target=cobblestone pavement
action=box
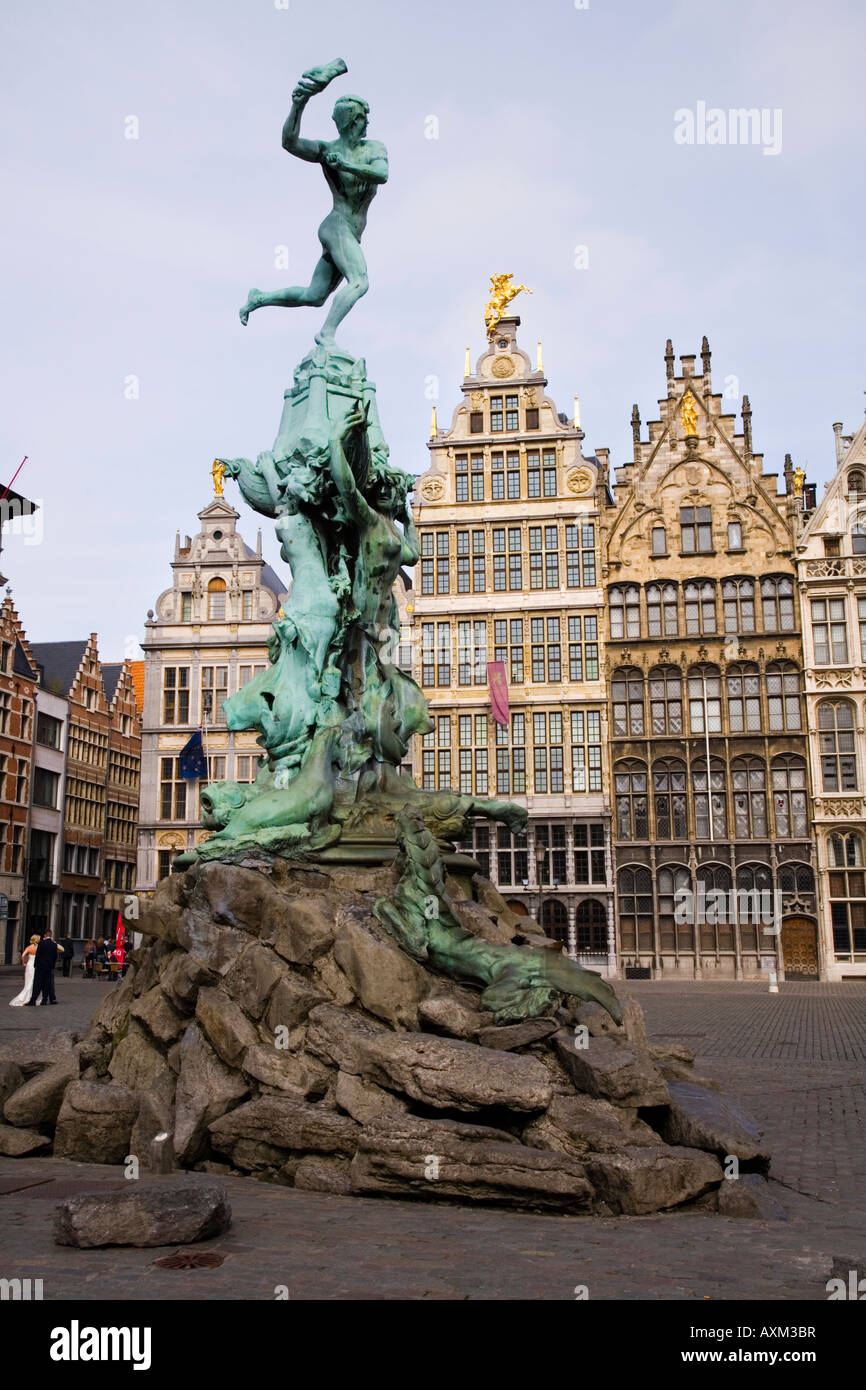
[0,981,864,1300]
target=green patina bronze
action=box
[177,59,621,1024]
[375,815,622,1026]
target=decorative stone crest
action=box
[565,466,594,495]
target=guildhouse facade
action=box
[796,413,866,979]
[137,491,287,888]
[604,339,816,980]
[410,315,615,970]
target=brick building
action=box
[0,597,37,962]
[30,638,141,944]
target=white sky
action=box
[2,0,864,658]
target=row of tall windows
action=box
[618,861,813,954]
[162,663,267,726]
[177,582,256,623]
[421,524,596,594]
[455,449,555,501]
[420,709,603,796]
[468,394,541,435]
[649,509,743,557]
[810,596,866,665]
[420,618,601,688]
[614,754,809,841]
[609,577,796,640]
[610,663,802,737]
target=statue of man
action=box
[239,60,388,346]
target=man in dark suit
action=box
[58,934,74,978]
[29,930,60,1005]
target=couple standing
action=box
[9,929,63,1007]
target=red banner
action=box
[487,660,510,727]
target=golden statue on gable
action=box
[484,273,531,341]
[211,459,226,497]
[680,393,698,437]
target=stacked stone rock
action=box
[0,859,779,1217]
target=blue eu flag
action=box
[179,730,207,781]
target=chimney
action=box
[833,421,844,467]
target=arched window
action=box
[609,586,641,640]
[818,701,857,791]
[684,580,717,635]
[848,470,865,496]
[771,755,808,838]
[732,757,767,838]
[778,863,815,914]
[541,898,568,945]
[697,862,734,950]
[207,577,227,621]
[723,578,756,633]
[761,576,795,632]
[617,865,653,953]
[611,667,645,737]
[827,845,866,959]
[646,583,679,637]
[648,666,683,735]
[828,831,863,867]
[576,899,607,953]
[727,663,762,733]
[766,662,801,731]
[852,517,866,555]
[692,757,727,838]
[736,862,773,952]
[687,665,722,733]
[653,759,687,839]
[614,760,648,841]
[658,864,692,951]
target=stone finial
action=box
[833,421,845,467]
[742,395,752,459]
[631,404,641,446]
[783,452,794,494]
[701,335,711,375]
[664,339,675,385]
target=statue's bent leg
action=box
[239,255,341,325]
[315,220,368,344]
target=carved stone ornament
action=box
[521,386,538,406]
[470,391,484,408]
[491,356,516,379]
[419,474,446,502]
[565,466,594,495]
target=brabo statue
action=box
[179,60,621,1025]
[239,58,386,346]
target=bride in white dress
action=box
[9,935,41,1007]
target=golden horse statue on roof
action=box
[484,273,531,341]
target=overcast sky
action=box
[2,0,864,660]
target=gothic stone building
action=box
[410,315,614,970]
[137,493,286,887]
[796,412,866,979]
[605,339,816,981]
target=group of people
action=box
[8,930,129,1006]
[81,937,126,980]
